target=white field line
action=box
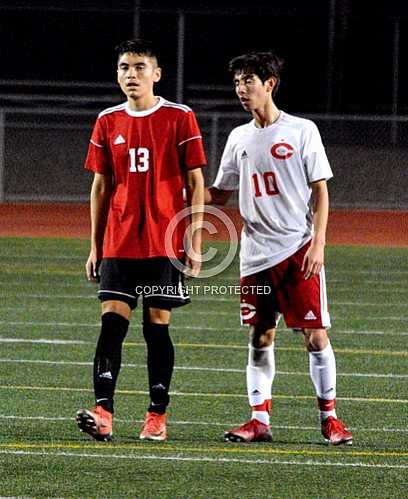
[1,337,408,359]
[0,338,90,345]
[0,254,408,274]
[2,252,408,272]
[0,254,84,260]
[2,255,408,274]
[1,279,408,290]
[1,449,407,469]
[3,269,408,280]
[0,281,84,287]
[1,358,408,380]
[2,322,408,337]
[333,330,408,336]
[1,292,408,307]
[1,335,408,356]
[1,414,407,434]
[330,270,408,276]
[1,384,407,404]
[1,309,408,321]
[0,321,101,327]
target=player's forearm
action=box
[90,175,111,254]
[186,169,205,253]
[311,181,329,247]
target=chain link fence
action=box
[1,108,407,208]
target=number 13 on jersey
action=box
[129,147,150,172]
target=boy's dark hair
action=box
[228,51,284,95]
[115,39,158,63]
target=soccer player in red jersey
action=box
[205,51,352,445]
[76,39,206,442]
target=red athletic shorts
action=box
[240,242,331,330]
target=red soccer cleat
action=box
[76,405,113,442]
[321,416,353,446]
[224,418,272,443]
[139,411,167,441]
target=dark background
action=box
[1,0,407,208]
[2,0,407,114]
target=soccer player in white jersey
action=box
[205,51,352,445]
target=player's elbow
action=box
[207,187,232,205]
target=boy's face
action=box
[233,72,275,111]
[117,52,161,101]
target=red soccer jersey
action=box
[84,97,207,259]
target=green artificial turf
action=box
[0,238,407,498]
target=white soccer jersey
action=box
[213,111,333,276]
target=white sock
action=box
[319,408,337,421]
[251,410,270,425]
[309,342,337,421]
[246,343,275,425]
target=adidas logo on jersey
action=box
[304,310,317,320]
[114,134,126,145]
[99,371,113,380]
[241,150,248,159]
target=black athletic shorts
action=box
[98,257,190,310]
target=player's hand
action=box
[184,255,202,278]
[301,243,324,279]
[86,251,101,282]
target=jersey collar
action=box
[125,96,164,117]
[251,110,284,130]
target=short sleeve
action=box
[212,132,239,190]
[84,118,111,174]
[303,122,333,183]
[177,111,207,169]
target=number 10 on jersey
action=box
[252,171,280,197]
[129,147,150,172]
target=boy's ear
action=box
[265,76,277,94]
[153,67,162,83]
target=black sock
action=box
[93,312,129,414]
[142,321,174,415]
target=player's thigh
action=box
[278,245,331,330]
[98,258,140,311]
[142,257,190,312]
[240,271,280,331]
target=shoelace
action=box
[145,414,164,431]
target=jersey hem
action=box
[239,237,312,277]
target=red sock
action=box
[252,399,272,414]
[317,397,337,422]
[251,399,272,425]
[317,397,336,411]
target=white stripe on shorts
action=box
[319,266,331,328]
[98,289,136,299]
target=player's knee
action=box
[303,328,329,352]
[250,323,276,348]
[101,300,131,320]
[143,306,171,325]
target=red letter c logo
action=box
[271,142,294,160]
